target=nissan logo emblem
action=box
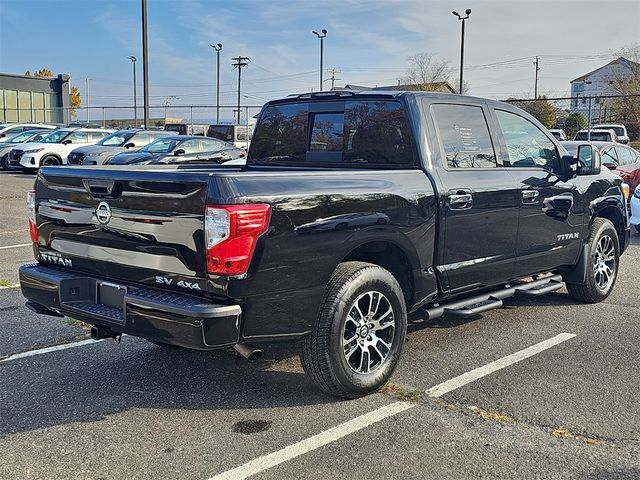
[95,201,112,225]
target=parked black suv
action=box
[20,91,630,398]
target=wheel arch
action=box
[341,239,418,310]
[591,204,626,251]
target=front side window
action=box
[495,109,559,168]
[200,138,224,151]
[142,138,180,153]
[177,139,201,154]
[615,146,637,165]
[67,131,89,143]
[99,132,134,146]
[601,147,618,165]
[41,130,71,143]
[431,103,497,168]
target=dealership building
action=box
[0,72,72,125]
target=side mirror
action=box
[124,142,135,149]
[62,139,72,145]
[0,133,5,138]
[603,162,617,170]
[174,149,185,156]
[576,144,601,176]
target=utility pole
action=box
[452,10,471,94]
[85,78,90,122]
[326,68,341,90]
[534,56,540,99]
[141,0,150,128]
[128,56,137,127]
[312,29,327,91]
[232,56,249,125]
[210,43,222,123]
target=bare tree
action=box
[399,53,457,91]
[608,44,640,140]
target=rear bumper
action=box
[19,263,241,350]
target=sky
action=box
[0,0,639,121]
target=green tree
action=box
[564,112,587,138]
[511,96,557,128]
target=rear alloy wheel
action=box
[300,261,407,398]
[566,218,619,303]
[41,156,61,166]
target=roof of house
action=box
[570,57,639,83]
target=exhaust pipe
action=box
[90,325,118,340]
[234,343,262,362]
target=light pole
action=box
[85,78,91,122]
[128,56,137,127]
[141,0,150,128]
[452,9,471,94]
[585,80,593,141]
[312,29,327,91]
[210,43,223,124]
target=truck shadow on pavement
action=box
[0,340,335,438]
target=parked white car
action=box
[9,128,112,169]
[573,129,618,143]
[630,188,640,233]
[0,123,57,139]
[592,123,630,145]
[0,129,56,169]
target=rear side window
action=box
[431,104,497,168]
[249,100,418,167]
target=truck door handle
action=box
[448,193,473,209]
[521,189,539,204]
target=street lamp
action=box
[127,56,137,127]
[210,43,222,123]
[452,9,471,94]
[312,29,327,91]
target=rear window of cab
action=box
[249,100,419,168]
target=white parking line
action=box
[0,283,20,290]
[0,339,104,363]
[209,332,577,480]
[0,243,31,250]
[426,332,577,398]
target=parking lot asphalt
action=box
[0,169,639,479]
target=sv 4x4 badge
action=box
[155,276,201,291]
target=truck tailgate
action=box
[34,166,214,294]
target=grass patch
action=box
[63,318,90,329]
[551,426,600,445]
[380,383,424,402]
[0,279,14,287]
[468,406,513,423]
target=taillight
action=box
[27,190,38,243]
[206,204,271,276]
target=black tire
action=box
[0,153,9,170]
[41,156,61,166]
[300,261,407,399]
[566,218,619,303]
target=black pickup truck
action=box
[20,91,630,398]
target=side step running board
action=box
[425,274,563,320]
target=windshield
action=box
[98,131,135,147]
[208,125,235,142]
[40,130,71,143]
[141,137,180,153]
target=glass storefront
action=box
[0,89,60,123]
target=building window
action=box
[18,91,32,122]
[4,90,18,122]
[0,90,4,123]
[32,92,45,122]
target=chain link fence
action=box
[503,94,640,141]
[0,104,264,130]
